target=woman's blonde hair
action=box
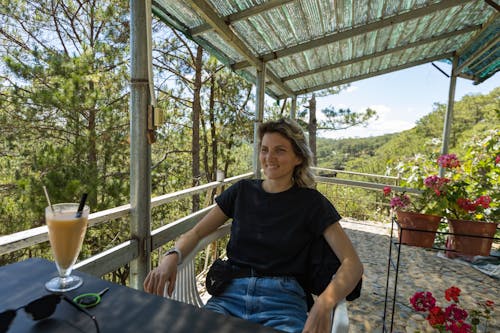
[258,118,315,188]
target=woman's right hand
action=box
[143,253,179,296]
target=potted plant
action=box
[382,186,442,248]
[391,131,499,255]
[430,153,498,257]
[396,131,499,256]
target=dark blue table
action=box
[0,258,283,333]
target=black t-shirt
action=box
[215,179,341,279]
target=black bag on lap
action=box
[303,234,362,309]
[205,258,233,296]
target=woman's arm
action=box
[302,222,363,333]
[143,205,229,296]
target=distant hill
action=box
[316,133,397,170]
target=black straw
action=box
[76,193,88,218]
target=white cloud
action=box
[320,104,415,139]
[345,85,358,93]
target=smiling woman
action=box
[144,118,363,333]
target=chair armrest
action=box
[164,223,231,307]
[331,298,349,333]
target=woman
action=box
[144,118,363,333]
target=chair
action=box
[165,224,349,332]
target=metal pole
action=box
[129,0,151,289]
[290,95,297,119]
[253,62,266,178]
[439,55,458,177]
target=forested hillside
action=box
[317,87,499,176]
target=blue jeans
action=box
[204,277,308,333]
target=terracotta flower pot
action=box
[447,219,498,257]
[396,211,442,248]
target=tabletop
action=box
[0,258,283,333]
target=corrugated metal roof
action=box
[152,0,499,99]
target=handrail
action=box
[0,172,252,256]
[1,168,420,278]
[316,176,422,194]
[313,167,401,180]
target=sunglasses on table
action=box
[0,293,100,333]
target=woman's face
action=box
[259,132,302,182]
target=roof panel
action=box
[153,0,499,98]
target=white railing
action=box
[0,169,419,277]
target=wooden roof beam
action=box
[190,0,295,36]
[233,0,476,71]
[185,0,294,96]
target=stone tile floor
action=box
[341,218,499,333]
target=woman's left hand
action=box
[301,295,332,333]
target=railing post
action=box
[439,54,458,177]
[129,0,152,289]
[290,95,297,119]
[253,62,265,178]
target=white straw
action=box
[43,186,55,213]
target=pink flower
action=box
[495,155,500,165]
[410,291,436,312]
[424,175,450,194]
[445,304,468,322]
[438,154,461,168]
[390,194,411,209]
[445,320,472,333]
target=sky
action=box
[311,62,499,139]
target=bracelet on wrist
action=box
[164,247,183,265]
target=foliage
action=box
[0,0,131,237]
[410,286,495,333]
[395,132,499,222]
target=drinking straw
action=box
[76,193,88,218]
[43,186,55,213]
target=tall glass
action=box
[45,203,90,292]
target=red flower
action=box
[495,155,500,165]
[383,186,391,196]
[411,286,495,332]
[474,195,491,209]
[445,286,461,302]
[457,198,478,213]
[427,306,446,326]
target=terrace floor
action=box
[341,218,499,333]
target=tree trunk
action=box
[209,76,217,182]
[191,46,203,212]
[308,94,317,166]
[87,81,98,208]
